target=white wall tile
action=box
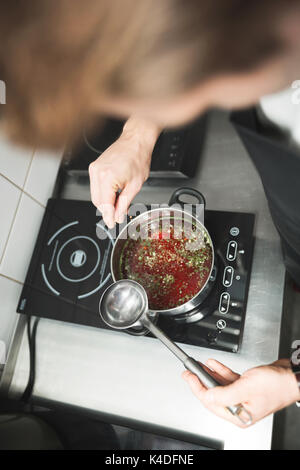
[0,132,34,188]
[0,193,44,283]
[0,175,21,261]
[24,149,62,206]
[0,275,22,356]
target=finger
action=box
[182,370,207,400]
[182,370,251,427]
[205,359,240,383]
[204,377,249,407]
[115,180,143,223]
[89,169,118,228]
[99,202,115,230]
[182,363,228,392]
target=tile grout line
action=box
[0,145,35,193]
[0,273,23,286]
[22,147,35,190]
[0,147,36,194]
[0,149,62,209]
[0,148,45,267]
[0,171,24,192]
[0,150,34,265]
[22,190,46,209]
[20,149,47,207]
[0,190,45,266]
[0,182,23,266]
[0,147,61,272]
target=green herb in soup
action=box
[119,221,212,310]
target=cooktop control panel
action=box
[155,211,255,352]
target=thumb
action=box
[205,377,249,407]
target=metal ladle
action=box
[99,279,252,426]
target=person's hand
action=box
[89,116,160,228]
[182,358,300,427]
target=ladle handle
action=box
[184,357,252,426]
[142,317,187,363]
[184,357,221,388]
[144,318,252,426]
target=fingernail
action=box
[99,204,115,228]
[205,359,215,369]
[116,213,125,224]
[103,216,114,229]
[107,221,115,229]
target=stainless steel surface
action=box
[100,280,147,329]
[0,111,285,449]
[111,204,215,316]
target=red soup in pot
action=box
[119,218,213,310]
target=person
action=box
[1,0,300,427]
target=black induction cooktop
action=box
[63,115,207,179]
[18,198,255,353]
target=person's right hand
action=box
[182,358,300,427]
[89,117,160,228]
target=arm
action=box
[89,116,161,228]
[182,358,300,427]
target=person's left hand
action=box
[182,358,300,427]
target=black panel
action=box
[63,115,207,179]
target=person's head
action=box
[1,0,300,148]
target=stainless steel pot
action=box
[111,187,216,318]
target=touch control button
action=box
[219,292,230,314]
[223,266,234,287]
[227,240,237,261]
[216,319,227,330]
[230,227,240,237]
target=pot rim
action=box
[111,207,215,314]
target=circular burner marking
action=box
[56,236,100,283]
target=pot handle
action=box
[169,187,206,209]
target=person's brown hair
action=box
[0,0,298,149]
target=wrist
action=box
[290,360,300,401]
[273,359,300,403]
[122,116,161,155]
[289,368,300,402]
